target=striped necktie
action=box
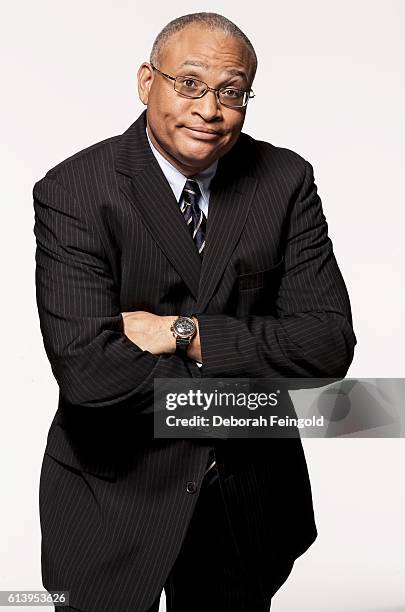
[180,178,206,256]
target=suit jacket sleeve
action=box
[197,161,357,378]
[33,175,197,408]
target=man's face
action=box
[138,25,253,176]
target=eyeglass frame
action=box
[149,62,255,109]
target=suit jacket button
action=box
[186,481,197,494]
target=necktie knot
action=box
[183,179,201,213]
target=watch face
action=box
[175,317,196,338]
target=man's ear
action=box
[137,62,154,105]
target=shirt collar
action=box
[145,126,218,205]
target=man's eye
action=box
[182,78,198,88]
[222,89,242,98]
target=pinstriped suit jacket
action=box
[33,108,356,611]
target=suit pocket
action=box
[237,256,284,291]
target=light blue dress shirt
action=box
[145,126,218,218]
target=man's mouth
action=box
[184,126,222,140]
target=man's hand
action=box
[121,311,202,362]
[121,311,176,355]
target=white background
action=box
[1,1,404,610]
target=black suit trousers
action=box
[147,444,296,612]
[146,461,276,612]
[55,452,295,612]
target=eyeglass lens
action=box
[175,77,248,107]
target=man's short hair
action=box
[150,12,258,87]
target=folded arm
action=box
[197,161,357,379]
[33,175,198,409]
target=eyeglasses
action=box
[150,62,255,109]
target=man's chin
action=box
[176,145,221,168]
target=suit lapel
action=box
[115,110,257,310]
[197,163,257,312]
[116,110,201,299]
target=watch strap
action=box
[175,336,191,355]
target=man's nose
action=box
[193,89,222,120]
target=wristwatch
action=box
[170,315,197,355]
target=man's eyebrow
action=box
[178,60,247,81]
[178,60,209,70]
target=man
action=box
[33,12,356,612]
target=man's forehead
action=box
[176,59,247,80]
[161,26,251,74]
